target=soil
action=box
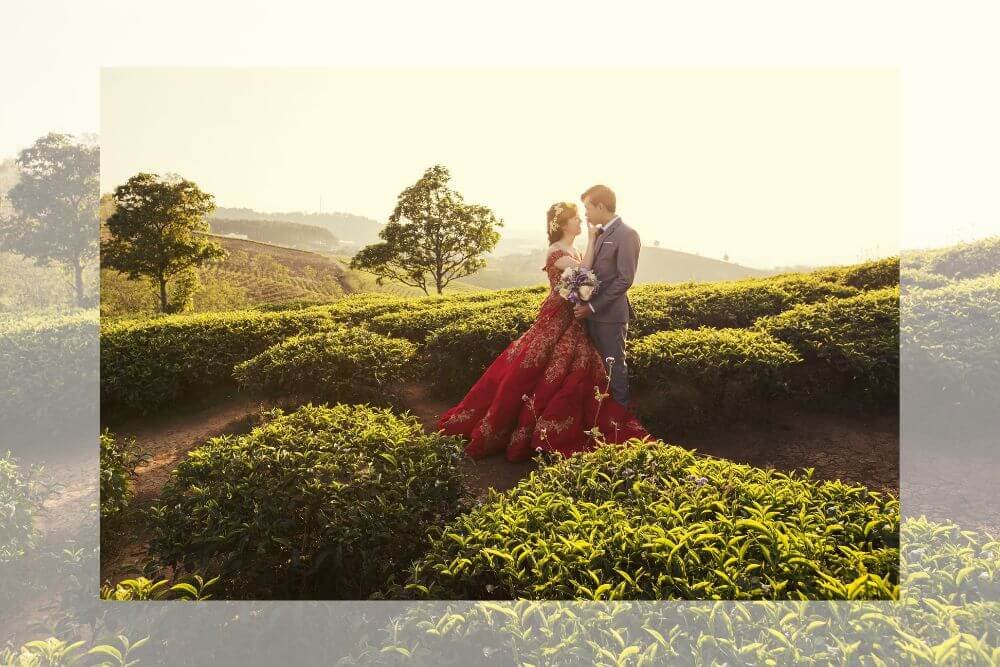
[89,384,907,587]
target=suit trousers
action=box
[585,318,630,405]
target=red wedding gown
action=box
[437,247,651,462]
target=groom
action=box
[573,184,641,408]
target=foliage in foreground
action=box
[147,403,470,599]
[0,635,148,667]
[100,574,219,601]
[401,439,898,601]
[344,517,996,666]
[0,451,42,566]
[99,430,146,523]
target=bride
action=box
[437,201,650,462]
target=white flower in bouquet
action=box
[555,266,600,305]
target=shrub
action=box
[630,276,858,337]
[906,236,1000,280]
[0,636,148,667]
[0,310,98,439]
[756,288,899,402]
[321,292,410,324]
[101,307,338,415]
[100,574,219,600]
[345,518,997,666]
[147,403,470,599]
[366,293,544,342]
[99,430,147,522]
[900,267,951,290]
[900,274,1000,413]
[629,328,801,428]
[631,327,801,391]
[233,326,418,406]
[422,306,538,396]
[401,439,897,600]
[812,257,900,290]
[0,451,42,565]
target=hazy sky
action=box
[100,69,897,268]
[7,2,1000,260]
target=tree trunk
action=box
[159,277,168,312]
[73,258,85,308]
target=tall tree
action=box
[101,173,225,313]
[350,165,502,295]
[0,133,100,307]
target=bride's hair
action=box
[546,202,578,243]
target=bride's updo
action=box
[546,201,578,243]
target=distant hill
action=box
[207,218,337,252]
[211,206,383,249]
[462,245,774,290]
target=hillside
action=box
[207,218,338,252]
[464,244,774,289]
[100,233,480,318]
[211,206,383,249]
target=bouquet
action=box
[556,266,600,304]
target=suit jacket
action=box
[587,217,640,323]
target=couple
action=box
[437,184,651,462]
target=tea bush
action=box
[756,287,899,402]
[906,236,1000,280]
[0,636,149,667]
[320,292,410,324]
[344,519,995,666]
[101,307,338,414]
[629,327,801,424]
[99,430,146,522]
[0,451,41,565]
[900,267,951,290]
[630,276,858,337]
[812,256,900,291]
[401,439,898,601]
[100,573,219,600]
[0,310,98,437]
[147,403,470,599]
[900,274,1000,413]
[423,306,539,395]
[366,293,545,342]
[233,326,418,406]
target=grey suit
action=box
[584,216,641,405]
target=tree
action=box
[723,252,730,262]
[0,133,100,307]
[101,173,225,313]
[653,240,660,247]
[350,165,502,295]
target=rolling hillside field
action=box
[100,233,485,318]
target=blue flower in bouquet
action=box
[556,266,600,304]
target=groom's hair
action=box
[581,184,616,213]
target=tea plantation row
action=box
[94,259,900,423]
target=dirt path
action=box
[99,396,287,583]
[400,383,537,498]
[97,386,904,586]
